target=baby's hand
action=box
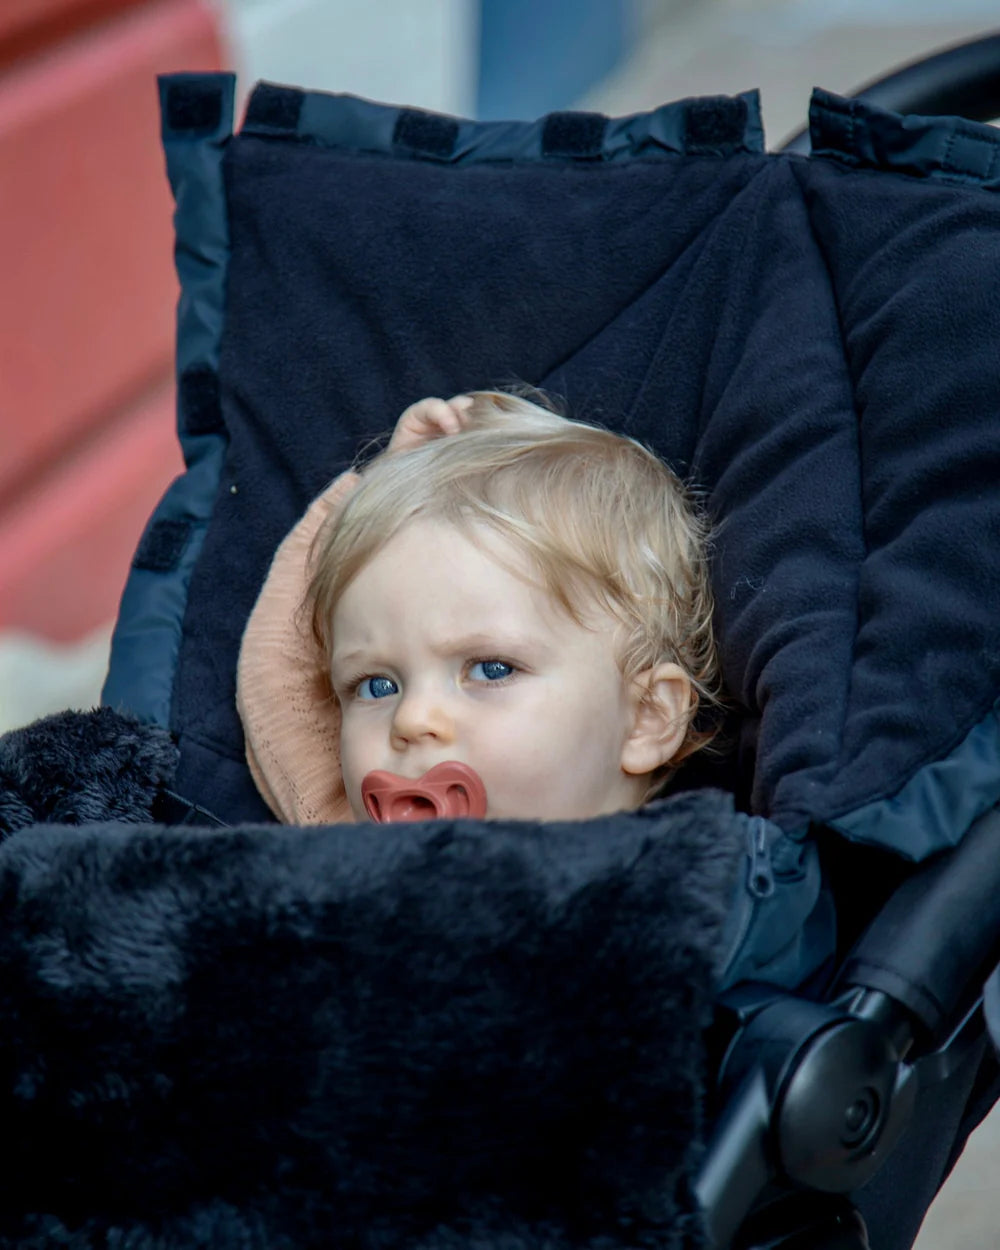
[387,395,474,454]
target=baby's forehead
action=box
[331,517,616,648]
[336,518,545,616]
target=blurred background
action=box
[1,3,999,1243]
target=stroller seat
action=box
[0,72,999,1248]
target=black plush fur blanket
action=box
[0,710,742,1248]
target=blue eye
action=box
[357,675,399,700]
[470,659,513,682]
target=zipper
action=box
[719,817,828,992]
[747,815,776,900]
[718,814,779,984]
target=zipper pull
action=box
[747,816,776,900]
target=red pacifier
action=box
[361,761,487,823]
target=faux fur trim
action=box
[0,707,178,838]
[0,789,741,1248]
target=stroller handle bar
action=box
[841,803,1000,1038]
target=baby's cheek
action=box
[479,745,554,819]
[337,722,365,804]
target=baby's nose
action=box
[390,689,455,745]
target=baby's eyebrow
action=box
[331,634,542,667]
[434,632,541,655]
[329,645,389,675]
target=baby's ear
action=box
[620,663,693,777]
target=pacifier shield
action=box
[361,761,487,823]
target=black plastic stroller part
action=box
[696,801,1000,1248]
[151,786,229,828]
[841,803,1000,1040]
[736,1194,871,1250]
[781,31,1000,152]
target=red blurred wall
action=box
[0,0,223,641]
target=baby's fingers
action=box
[389,395,473,451]
[446,394,474,422]
[418,395,473,434]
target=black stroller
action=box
[1,38,1000,1250]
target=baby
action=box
[238,389,718,824]
[296,390,720,823]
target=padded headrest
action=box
[106,78,1000,859]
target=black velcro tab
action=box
[133,519,193,574]
[165,80,223,134]
[808,92,856,161]
[393,109,459,159]
[542,112,606,159]
[684,97,748,154]
[943,127,1000,180]
[245,83,304,133]
[180,365,224,437]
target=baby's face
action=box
[328,518,650,822]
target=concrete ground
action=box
[2,2,999,1245]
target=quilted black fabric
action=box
[147,85,1000,853]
